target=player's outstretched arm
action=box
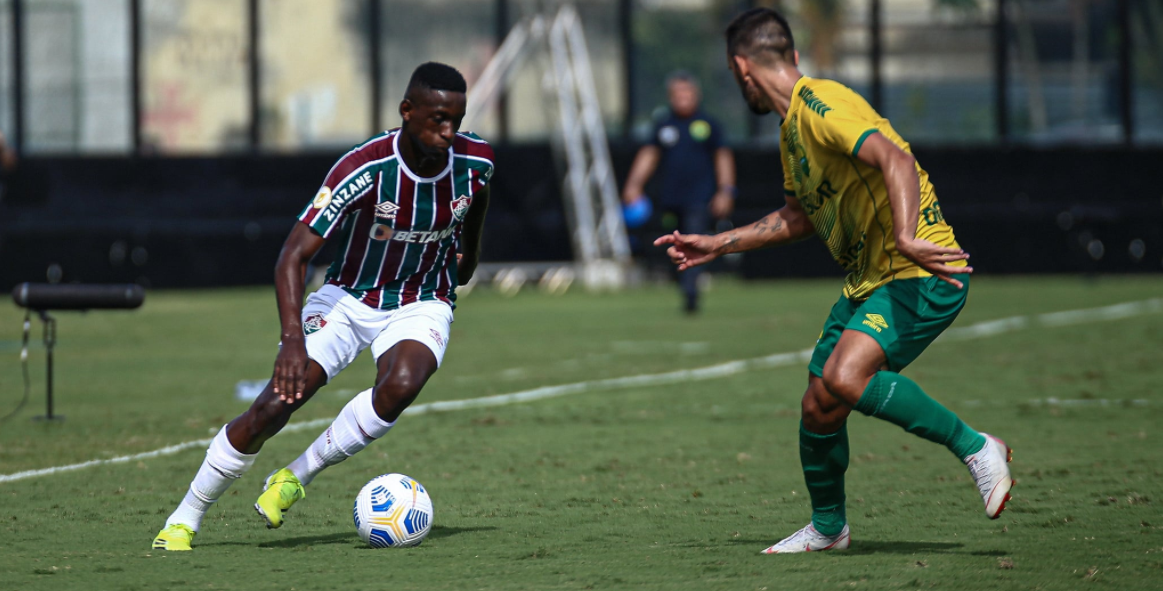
[457,184,490,286]
[855,133,973,288]
[653,198,814,271]
[272,222,326,404]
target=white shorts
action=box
[296,284,453,381]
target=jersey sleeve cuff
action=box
[851,129,879,157]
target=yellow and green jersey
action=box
[780,76,961,301]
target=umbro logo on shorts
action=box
[862,313,888,333]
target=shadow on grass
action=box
[202,525,498,549]
[426,525,497,540]
[257,532,354,548]
[726,539,965,555]
[842,541,965,555]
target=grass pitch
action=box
[0,276,1161,590]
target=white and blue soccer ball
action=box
[353,473,433,548]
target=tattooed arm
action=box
[653,196,814,271]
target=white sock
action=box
[165,425,257,532]
[287,388,394,485]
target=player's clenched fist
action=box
[654,230,720,272]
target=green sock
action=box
[799,421,849,537]
[854,371,986,459]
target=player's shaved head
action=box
[399,62,467,161]
[405,62,467,100]
[725,7,795,66]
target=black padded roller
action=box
[12,283,145,311]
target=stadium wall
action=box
[1,145,1160,289]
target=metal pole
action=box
[370,0,382,135]
[1117,0,1133,145]
[12,0,25,152]
[248,0,260,151]
[130,0,142,154]
[619,0,633,140]
[870,0,883,112]
[995,0,1009,142]
[35,312,62,421]
[494,0,510,142]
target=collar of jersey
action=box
[781,76,811,129]
[393,131,454,183]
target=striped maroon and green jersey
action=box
[297,129,494,310]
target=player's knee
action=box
[801,393,827,428]
[820,362,867,406]
[373,371,424,412]
[801,382,839,432]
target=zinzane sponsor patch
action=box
[303,313,328,335]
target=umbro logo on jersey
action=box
[862,313,889,333]
[375,201,400,220]
[451,195,472,222]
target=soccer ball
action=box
[353,473,434,548]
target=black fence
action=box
[1,144,1160,290]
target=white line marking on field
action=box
[1,297,1159,485]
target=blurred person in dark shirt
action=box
[623,71,736,314]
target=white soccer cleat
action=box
[760,523,850,554]
[964,433,1014,519]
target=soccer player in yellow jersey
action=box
[655,8,1014,554]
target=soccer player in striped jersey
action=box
[154,62,494,551]
[656,9,1013,554]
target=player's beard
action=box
[732,70,771,115]
[743,84,771,115]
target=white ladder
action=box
[464,4,630,290]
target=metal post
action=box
[247,0,260,151]
[33,312,62,421]
[619,0,633,140]
[370,0,382,134]
[12,0,25,152]
[1117,0,1133,145]
[870,0,883,112]
[130,0,142,154]
[995,0,1009,142]
[494,0,510,142]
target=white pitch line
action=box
[1,297,1159,485]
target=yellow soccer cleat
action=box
[254,468,305,529]
[152,524,196,551]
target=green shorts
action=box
[808,274,969,377]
